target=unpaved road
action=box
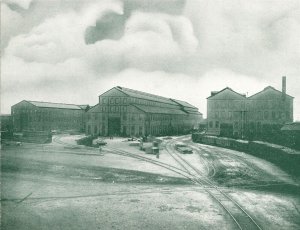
[1,135,300,230]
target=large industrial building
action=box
[11,100,88,132]
[207,77,293,139]
[207,87,247,137]
[85,86,203,136]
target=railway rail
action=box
[52,135,199,183]
[53,135,262,230]
[165,137,263,230]
[189,140,289,189]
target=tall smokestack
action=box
[282,76,286,100]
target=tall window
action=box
[272,111,275,119]
[264,111,269,120]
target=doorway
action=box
[108,117,121,136]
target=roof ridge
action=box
[248,86,294,98]
[207,87,246,99]
[119,86,172,101]
[27,100,82,106]
[117,86,197,107]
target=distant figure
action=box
[99,146,104,156]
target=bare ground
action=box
[1,135,300,230]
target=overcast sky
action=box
[1,0,300,119]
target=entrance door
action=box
[20,113,29,131]
[108,117,121,136]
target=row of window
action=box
[248,111,291,121]
[13,109,81,116]
[209,100,245,109]
[16,114,81,122]
[209,99,292,110]
[99,106,127,113]
[209,110,291,121]
[247,100,292,109]
[209,111,238,120]
[102,97,128,105]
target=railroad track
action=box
[193,142,290,189]
[52,135,199,183]
[165,137,262,230]
[53,135,262,229]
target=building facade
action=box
[207,87,247,137]
[85,86,203,137]
[207,77,294,139]
[12,100,88,132]
[1,114,13,139]
[246,82,293,139]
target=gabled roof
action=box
[207,87,246,99]
[183,107,203,115]
[98,86,202,114]
[114,86,177,105]
[248,86,293,99]
[78,105,89,110]
[26,100,84,110]
[170,99,198,109]
[133,105,187,115]
[86,104,100,112]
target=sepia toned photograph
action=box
[1,0,300,229]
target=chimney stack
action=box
[282,76,286,100]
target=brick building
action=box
[12,100,88,132]
[85,86,203,136]
[206,87,247,137]
[246,78,293,139]
[207,77,293,139]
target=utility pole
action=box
[234,110,248,139]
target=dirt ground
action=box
[1,135,300,229]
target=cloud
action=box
[183,0,300,78]
[3,0,33,9]
[4,0,124,64]
[88,12,198,72]
[3,1,198,73]
[1,4,23,50]
[1,0,300,120]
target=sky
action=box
[1,0,300,119]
